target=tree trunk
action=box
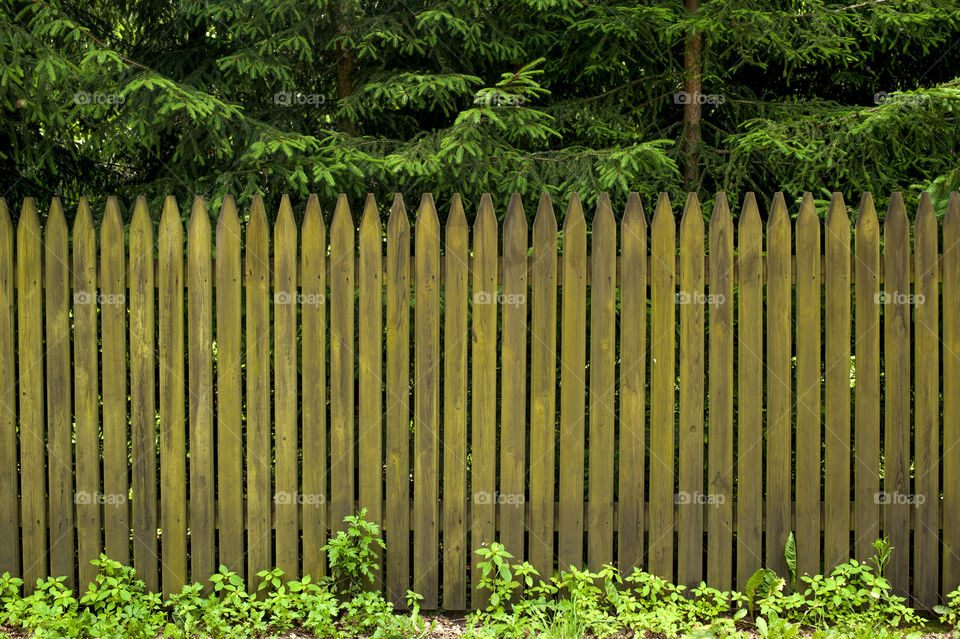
[332,0,356,136]
[682,0,702,190]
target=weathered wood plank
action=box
[765,193,792,579]
[501,194,528,562]
[358,194,383,588]
[529,193,558,579]
[385,195,410,605]
[943,192,960,594]
[274,195,299,579]
[707,193,733,590]
[588,194,616,571]
[649,193,676,581]
[245,195,272,587]
[414,194,441,607]
[854,194,880,564]
[558,194,587,571]
[130,197,158,591]
[17,198,46,590]
[618,193,646,574]
[442,195,469,609]
[913,193,938,606]
[795,193,821,579]
[736,194,763,588]
[301,194,327,581]
[330,195,355,536]
[883,193,910,596]
[678,193,704,587]
[44,198,73,587]
[72,198,100,588]
[216,196,244,578]
[824,193,850,572]
[471,194,498,608]
[159,197,187,596]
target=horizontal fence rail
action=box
[0,190,957,610]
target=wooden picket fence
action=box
[0,190,957,610]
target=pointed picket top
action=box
[739,193,760,229]
[331,193,354,235]
[302,193,325,238]
[855,193,877,235]
[249,194,269,229]
[593,192,616,238]
[651,192,673,228]
[621,192,646,241]
[45,197,67,239]
[680,192,703,235]
[827,192,850,232]
[797,192,818,226]
[562,192,585,234]
[885,191,908,237]
[505,192,527,236]
[72,197,94,237]
[0,198,8,232]
[709,192,731,231]
[359,193,381,241]
[160,195,183,238]
[18,197,40,239]
[533,192,557,238]
[217,195,240,243]
[128,195,152,248]
[387,193,409,237]
[917,191,936,227]
[447,193,467,233]
[417,192,439,229]
[276,194,297,243]
[189,196,211,239]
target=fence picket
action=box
[301,195,327,581]
[913,193,939,606]
[18,199,46,590]
[796,194,821,579]
[649,193,676,581]
[618,193,646,574]
[530,193,558,579]
[414,194,441,607]
[245,196,272,586]
[558,194,587,571]
[883,193,910,596]
[765,194,791,579]
[385,195,410,605]
[159,197,187,595]
[442,195,469,609]
[707,194,733,590]
[45,199,73,587]
[943,192,960,594]
[216,196,244,577]
[736,194,763,588]
[588,194,616,571]
[824,194,851,572]
[72,199,99,589]
[501,195,528,562]
[130,197,158,591]
[275,195,299,579]
[471,195,498,608]
[854,194,881,564]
